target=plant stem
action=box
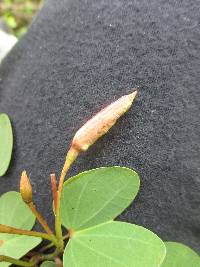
[55,147,78,250]
[39,232,69,253]
[39,242,55,253]
[30,249,61,265]
[0,248,62,267]
[51,173,58,210]
[55,257,63,267]
[28,202,53,236]
[41,249,61,260]
[0,255,33,267]
[0,224,57,245]
[63,233,70,240]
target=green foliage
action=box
[1,168,199,267]
[61,167,140,231]
[40,261,56,267]
[161,242,200,267]
[61,167,166,267]
[0,192,41,267]
[64,221,166,267]
[0,114,13,177]
[0,92,199,266]
[0,0,42,37]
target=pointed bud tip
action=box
[128,90,138,102]
[21,170,27,177]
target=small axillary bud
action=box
[71,90,138,153]
[20,170,33,204]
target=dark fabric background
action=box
[0,0,200,253]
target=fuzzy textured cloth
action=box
[0,0,199,252]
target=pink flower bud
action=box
[71,90,137,152]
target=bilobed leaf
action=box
[161,242,200,267]
[0,192,41,267]
[40,261,57,267]
[0,235,42,267]
[61,167,140,231]
[0,192,35,229]
[64,221,166,267]
[0,114,13,176]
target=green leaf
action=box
[40,261,57,267]
[161,242,200,267]
[0,192,41,267]
[0,114,13,177]
[61,167,140,231]
[64,221,166,267]
[0,192,35,229]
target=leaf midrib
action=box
[73,238,128,267]
[74,180,133,230]
[71,179,90,227]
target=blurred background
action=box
[0,0,42,36]
[0,0,42,61]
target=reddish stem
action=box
[51,173,58,210]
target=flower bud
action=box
[20,170,33,204]
[71,90,138,152]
